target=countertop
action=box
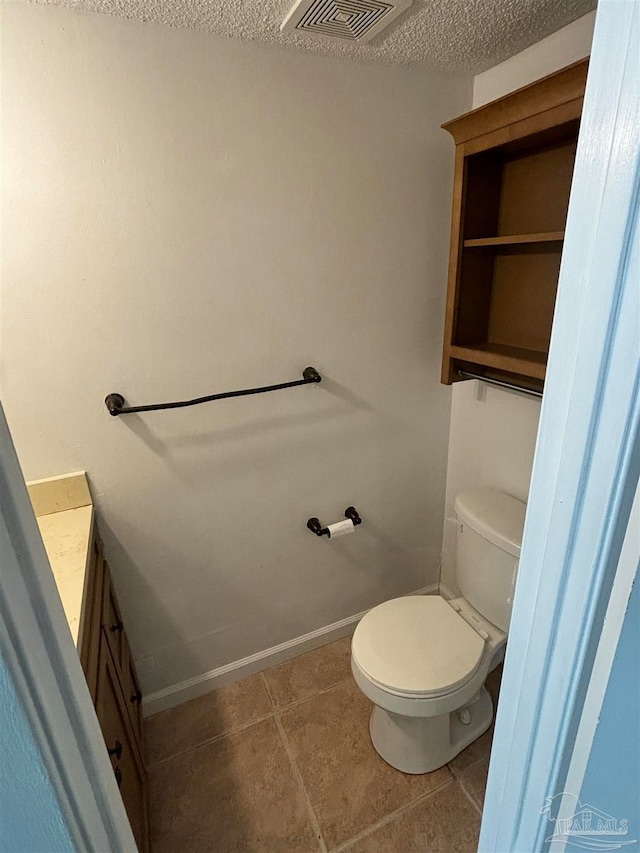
[28,473,94,647]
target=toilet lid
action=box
[352,596,485,697]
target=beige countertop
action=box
[28,473,94,647]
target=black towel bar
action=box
[105,366,321,416]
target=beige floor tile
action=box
[145,673,273,764]
[148,717,321,853]
[459,756,490,809]
[263,636,353,707]
[449,725,493,773]
[279,679,452,849]
[342,782,481,853]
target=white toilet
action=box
[351,486,526,774]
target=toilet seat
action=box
[352,596,485,699]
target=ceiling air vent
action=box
[281,0,413,44]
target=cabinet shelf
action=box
[449,343,547,380]
[463,231,564,248]
[440,58,588,390]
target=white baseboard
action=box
[143,584,438,717]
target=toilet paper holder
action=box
[307,507,362,538]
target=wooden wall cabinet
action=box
[440,59,589,392]
[80,530,149,853]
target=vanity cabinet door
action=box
[95,639,149,853]
[100,563,145,757]
[101,562,127,671]
[121,629,144,746]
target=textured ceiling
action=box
[32,0,596,71]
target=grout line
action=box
[332,778,455,852]
[260,671,277,710]
[447,749,490,818]
[448,751,491,781]
[144,710,275,769]
[273,710,328,853]
[146,658,354,769]
[274,675,355,715]
[456,775,484,817]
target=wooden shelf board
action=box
[450,343,547,380]
[463,231,564,247]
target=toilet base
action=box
[368,687,493,774]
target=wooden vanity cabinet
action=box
[101,563,145,747]
[95,640,148,849]
[440,59,588,393]
[79,528,149,853]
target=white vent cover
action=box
[281,0,413,44]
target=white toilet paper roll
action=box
[327,519,355,539]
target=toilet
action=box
[351,486,526,774]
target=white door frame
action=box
[0,405,137,851]
[479,1,639,850]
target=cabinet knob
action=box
[109,620,124,633]
[130,691,142,704]
[108,739,123,760]
[114,766,123,789]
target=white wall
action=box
[1,2,470,696]
[440,12,596,596]
[473,11,597,106]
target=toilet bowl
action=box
[351,487,526,774]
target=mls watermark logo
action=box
[542,792,636,850]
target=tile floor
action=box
[146,637,502,853]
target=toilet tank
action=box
[454,487,527,633]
